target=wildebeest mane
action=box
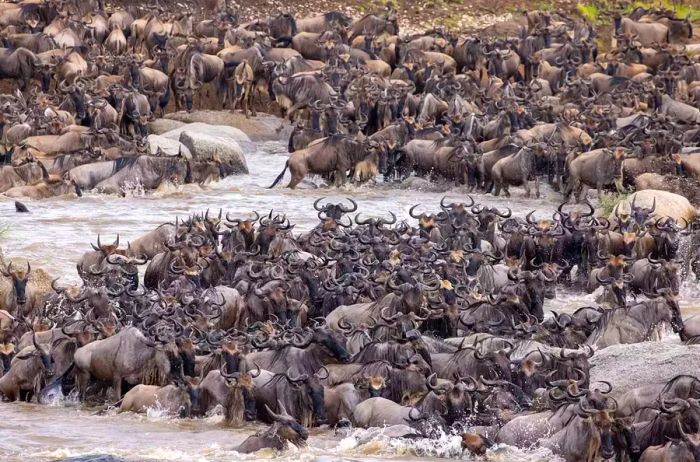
[113,156,139,173]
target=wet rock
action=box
[179,131,248,175]
[610,189,697,223]
[147,118,185,135]
[164,110,291,142]
[398,176,449,192]
[159,122,254,153]
[147,134,191,159]
[590,342,700,397]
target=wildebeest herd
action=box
[3,0,700,460]
[0,1,699,198]
[0,194,699,459]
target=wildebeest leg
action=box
[243,86,251,118]
[287,164,305,189]
[493,181,501,196]
[578,185,589,203]
[77,370,90,400]
[535,175,540,198]
[523,179,531,198]
[286,103,304,122]
[112,375,122,402]
[503,184,511,197]
[7,386,18,401]
[337,168,348,187]
[249,87,256,116]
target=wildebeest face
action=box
[277,418,309,443]
[595,411,616,460]
[400,285,424,312]
[447,383,473,419]
[221,342,242,373]
[241,379,257,421]
[0,342,15,373]
[177,338,196,377]
[307,375,327,425]
[614,417,639,457]
[4,266,31,306]
[377,145,389,175]
[316,329,350,363]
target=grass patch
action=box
[538,2,555,11]
[599,191,631,217]
[0,223,8,240]
[577,3,600,23]
[622,0,700,21]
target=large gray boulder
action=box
[164,110,291,142]
[161,122,254,152]
[179,130,248,174]
[590,341,700,397]
[610,189,697,224]
[147,134,191,158]
[147,118,185,135]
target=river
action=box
[0,134,695,462]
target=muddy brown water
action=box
[0,135,698,461]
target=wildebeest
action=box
[74,326,186,401]
[269,135,380,188]
[235,402,309,453]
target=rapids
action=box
[0,131,697,462]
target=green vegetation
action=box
[577,3,600,23]
[538,2,555,12]
[599,191,631,217]
[576,0,700,26]
[623,0,700,21]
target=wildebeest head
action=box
[613,416,640,459]
[355,374,388,398]
[508,268,556,321]
[176,337,197,377]
[221,363,260,425]
[313,197,357,221]
[577,400,617,460]
[436,373,477,422]
[652,217,684,260]
[0,341,16,374]
[630,195,655,227]
[1,262,31,306]
[174,67,195,112]
[296,327,350,364]
[282,368,328,426]
[265,401,309,445]
[177,376,201,417]
[15,331,53,375]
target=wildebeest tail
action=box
[268,160,289,188]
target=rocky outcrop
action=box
[146,119,185,135]
[590,341,700,398]
[147,134,191,158]
[160,122,254,153]
[178,131,248,174]
[164,111,291,142]
[610,189,697,223]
